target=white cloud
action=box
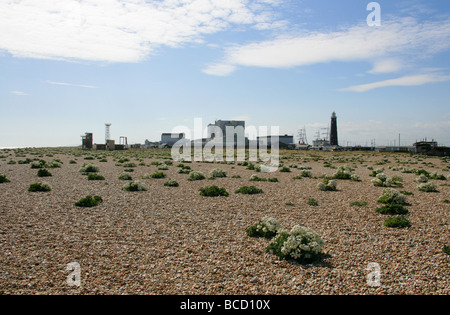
[10,90,29,96]
[339,74,450,92]
[0,0,282,63]
[45,80,98,89]
[204,17,450,75]
[369,59,403,74]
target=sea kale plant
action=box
[266,225,325,263]
[246,216,281,239]
[317,179,337,191]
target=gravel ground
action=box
[0,149,448,295]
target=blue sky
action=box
[1,0,450,148]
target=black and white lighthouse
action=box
[330,112,338,146]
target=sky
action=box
[1,0,450,148]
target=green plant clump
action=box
[87,173,105,181]
[0,174,10,183]
[266,225,325,263]
[118,172,132,180]
[378,188,407,205]
[28,182,52,192]
[75,195,103,207]
[443,245,450,255]
[209,168,227,178]
[350,201,368,207]
[122,180,147,192]
[79,163,99,173]
[246,216,281,239]
[151,172,167,179]
[235,185,263,195]
[307,198,319,206]
[199,185,229,197]
[417,182,439,192]
[376,204,409,215]
[188,171,206,181]
[384,216,411,228]
[37,169,52,177]
[164,178,179,187]
[317,179,337,191]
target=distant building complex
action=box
[79,112,449,155]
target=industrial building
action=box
[161,133,186,147]
[207,120,246,147]
[257,134,295,149]
[81,133,93,150]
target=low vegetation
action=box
[122,180,147,192]
[199,185,229,197]
[75,195,103,207]
[235,185,263,195]
[28,182,52,192]
[246,216,281,239]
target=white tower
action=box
[105,123,111,144]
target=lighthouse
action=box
[330,112,338,146]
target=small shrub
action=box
[444,245,450,255]
[376,204,409,215]
[28,182,52,192]
[87,173,105,181]
[31,160,47,169]
[69,160,77,164]
[151,172,167,179]
[317,179,337,191]
[266,225,325,263]
[250,174,266,182]
[415,174,429,183]
[279,166,291,173]
[0,174,10,183]
[418,182,439,192]
[235,186,263,195]
[372,173,392,187]
[199,185,229,197]
[164,178,179,187]
[384,216,411,228]
[209,168,227,178]
[369,167,385,177]
[118,172,132,180]
[79,163,99,173]
[442,199,450,204]
[122,180,147,192]
[188,171,205,181]
[246,216,281,238]
[332,165,353,180]
[350,201,367,207]
[300,170,312,178]
[378,188,407,205]
[75,195,103,207]
[429,171,446,180]
[307,198,318,206]
[391,175,403,186]
[268,177,279,182]
[47,160,62,168]
[350,174,361,182]
[157,164,169,170]
[7,160,16,165]
[37,169,52,177]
